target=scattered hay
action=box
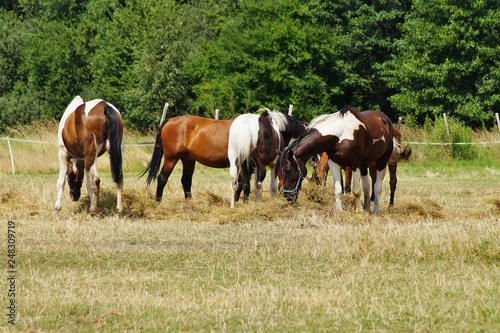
[390,199,445,220]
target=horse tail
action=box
[398,145,412,162]
[141,120,167,186]
[104,106,123,184]
[228,115,258,180]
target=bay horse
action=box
[308,127,412,206]
[280,105,394,213]
[55,96,124,218]
[142,116,235,202]
[227,110,305,208]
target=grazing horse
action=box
[280,105,394,213]
[228,110,306,208]
[142,116,235,202]
[308,127,412,206]
[55,96,124,218]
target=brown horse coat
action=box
[281,105,394,213]
[55,96,124,217]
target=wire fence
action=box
[3,135,500,175]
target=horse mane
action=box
[307,114,334,130]
[339,105,358,116]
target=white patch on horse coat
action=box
[58,96,122,149]
[308,111,365,142]
[372,136,386,144]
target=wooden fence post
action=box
[7,136,15,175]
[160,103,169,125]
[288,104,293,116]
[443,113,450,136]
[215,109,219,120]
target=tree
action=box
[385,0,500,128]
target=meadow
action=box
[1,121,500,332]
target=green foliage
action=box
[386,0,500,128]
[420,116,478,160]
[1,0,500,132]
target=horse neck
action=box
[292,132,332,164]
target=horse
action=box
[308,126,412,206]
[55,96,124,218]
[142,116,235,202]
[280,105,394,213]
[227,110,305,208]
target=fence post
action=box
[215,109,219,120]
[397,117,402,129]
[495,113,500,135]
[443,113,450,136]
[160,103,169,125]
[7,136,15,175]
[288,104,293,116]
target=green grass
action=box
[1,124,500,332]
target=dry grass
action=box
[1,124,500,332]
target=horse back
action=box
[161,116,234,167]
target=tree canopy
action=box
[0,0,499,131]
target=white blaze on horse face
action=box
[309,111,366,142]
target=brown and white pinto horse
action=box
[228,110,306,208]
[308,127,412,206]
[280,105,394,213]
[55,96,124,218]
[142,116,235,202]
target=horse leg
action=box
[373,167,387,214]
[389,163,397,206]
[328,160,343,211]
[369,165,376,201]
[181,159,196,199]
[344,167,352,193]
[350,168,364,212]
[86,160,100,216]
[229,157,239,208]
[254,163,266,203]
[269,163,278,196]
[156,159,177,202]
[55,148,69,212]
[361,167,371,212]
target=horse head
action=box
[280,147,307,203]
[66,160,84,201]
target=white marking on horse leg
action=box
[86,170,93,203]
[255,180,263,203]
[361,173,371,211]
[351,169,363,212]
[228,158,238,209]
[373,168,387,214]
[55,148,68,211]
[269,165,277,196]
[329,160,343,211]
[115,179,123,219]
[88,159,100,216]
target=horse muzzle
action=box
[284,191,298,203]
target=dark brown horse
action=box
[308,126,412,206]
[55,96,124,217]
[228,110,306,208]
[280,105,394,213]
[142,116,235,202]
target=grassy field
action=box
[1,123,500,332]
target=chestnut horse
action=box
[142,112,305,204]
[308,127,412,206]
[280,105,394,213]
[55,96,124,217]
[142,116,235,202]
